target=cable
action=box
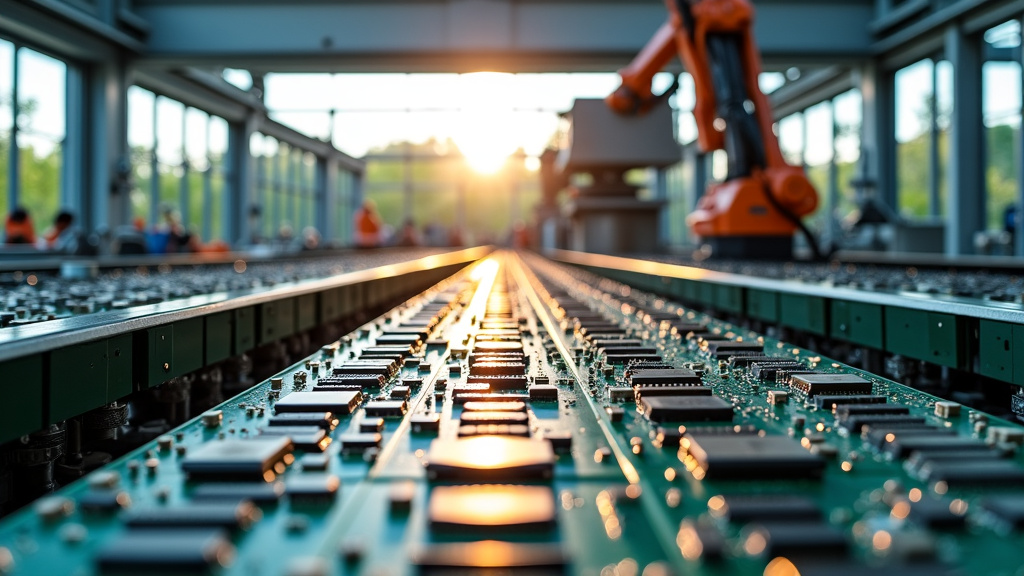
[759,181,836,262]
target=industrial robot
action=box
[607,0,821,259]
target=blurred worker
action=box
[301,226,321,251]
[396,219,420,247]
[5,207,36,245]
[40,210,75,250]
[511,220,531,249]
[353,199,383,248]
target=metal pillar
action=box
[317,156,333,241]
[202,120,213,241]
[149,96,160,227]
[1018,14,1024,258]
[945,23,986,256]
[179,112,189,228]
[88,57,129,233]
[860,62,897,211]
[928,62,941,217]
[225,114,255,245]
[63,64,84,212]
[653,167,669,246]
[8,47,18,210]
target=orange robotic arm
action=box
[607,0,818,257]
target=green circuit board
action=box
[0,252,1021,576]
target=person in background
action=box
[396,218,419,247]
[353,199,383,248]
[40,210,75,250]
[5,207,36,245]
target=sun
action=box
[453,72,520,174]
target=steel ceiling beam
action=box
[130,0,875,73]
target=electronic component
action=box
[640,396,733,422]
[191,483,285,504]
[682,434,825,480]
[428,485,555,531]
[790,374,873,396]
[95,529,235,572]
[364,400,408,417]
[274,391,362,415]
[424,437,555,480]
[181,437,294,481]
[743,522,848,558]
[125,502,261,531]
[707,494,820,523]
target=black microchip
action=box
[634,386,713,399]
[316,375,385,389]
[78,490,131,513]
[299,453,330,472]
[682,434,825,480]
[458,424,530,437]
[359,418,385,433]
[881,435,989,459]
[460,411,529,426]
[364,400,408,417]
[769,559,953,576]
[843,414,927,433]
[606,353,663,365]
[708,494,821,523]
[529,385,558,401]
[864,426,953,450]
[125,502,260,531]
[836,404,910,427]
[705,341,763,359]
[413,541,566,574]
[274,391,362,415]
[452,393,530,405]
[181,437,293,481]
[813,395,888,410]
[390,385,411,399]
[471,362,527,376]
[919,461,1024,487]
[542,430,572,452]
[744,522,848,558]
[375,334,421,347]
[641,396,734,423]
[466,375,529,390]
[652,426,683,448]
[411,413,441,433]
[95,529,235,573]
[895,497,967,529]
[790,374,873,396]
[286,474,340,502]
[979,495,1024,529]
[260,426,330,452]
[601,346,657,356]
[628,368,702,387]
[339,433,382,453]
[267,412,338,431]
[190,482,285,504]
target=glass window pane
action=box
[833,89,862,218]
[983,21,1022,233]
[778,114,804,166]
[156,97,184,165]
[127,86,154,149]
[209,116,228,158]
[17,48,65,229]
[0,40,12,219]
[185,107,208,170]
[895,59,934,219]
[17,48,65,139]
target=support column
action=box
[86,57,129,234]
[859,62,897,211]
[1018,14,1024,258]
[225,114,256,245]
[653,167,669,246]
[945,23,986,256]
[317,156,334,242]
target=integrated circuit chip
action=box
[682,434,825,480]
[425,436,555,481]
[428,485,555,531]
[641,396,733,422]
[95,529,235,573]
[790,374,873,396]
[181,437,294,481]
[274,391,362,415]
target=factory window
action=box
[778,114,804,167]
[128,87,231,245]
[895,58,950,219]
[983,20,1022,235]
[0,41,68,235]
[804,101,834,233]
[833,89,863,220]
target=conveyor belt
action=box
[0,248,489,444]
[0,251,1021,575]
[549,250,1024,402]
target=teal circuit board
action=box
[0,252,1022,576]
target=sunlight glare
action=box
[454,72,520,174]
